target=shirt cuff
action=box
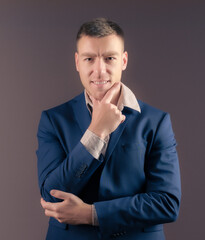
[91,204,99,226]
[80,129,108,159]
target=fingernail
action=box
[50,190,55,195]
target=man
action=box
[36,18,181,240]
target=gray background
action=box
[0,0,204,239]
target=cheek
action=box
[82,66,92,77]
[112,66,122,79]
[78,67,90,79]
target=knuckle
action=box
[53,206,57,212]
[106,103,111,108]
[57,218,63,223]
[115,109,120,115]
[110,105,116,110]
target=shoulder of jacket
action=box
[138,99,168,116]
[137,100,170,126]
[43,92,84,114]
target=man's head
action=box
[75,18,128,101]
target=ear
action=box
[122,51,128,71]
[75,52,79,71]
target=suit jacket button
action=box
[111,233,116,238]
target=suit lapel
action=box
[72,93,91,135]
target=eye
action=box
[84,57,93,62]
[105,57,115,61]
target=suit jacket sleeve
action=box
[36,110,103,202]
[94,113,181,238]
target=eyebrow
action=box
[80,53,96,57]
[103,51,120,57]
[80,51,120,57]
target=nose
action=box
[93,58,106,78]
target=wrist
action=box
[88,125,107,140]
[88,126,106,140]
[82,203,92,225]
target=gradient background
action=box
[1,0,204,239]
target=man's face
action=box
[75,34,128,100]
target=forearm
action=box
[38,141,104,202]
[94,191,180,237]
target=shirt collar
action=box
[84,82,141,113]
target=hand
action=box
[88,82,126,139]
[40,190,92,225]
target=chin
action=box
[89,86,111,100]
[94,93,106,101]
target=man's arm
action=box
[37,83,123,226]
[37,83,124,203]
[93,113,181,238]
[36,110,104,203]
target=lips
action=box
[91,80,111,85]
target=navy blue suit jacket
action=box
[36,92,181,240]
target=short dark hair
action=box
[76,18,124,42]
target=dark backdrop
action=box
[1,0,204,239]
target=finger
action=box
[121,115,126,123]
[44,209,53,217]
[44,209,58,218]
[44,209,65,224]
[50,189,70,200]
[41,197,45,206]
[41,198,49,209]
[102,82,121,103]
[41,198,56,211]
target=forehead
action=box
[77,34,124,54]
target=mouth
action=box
[91,80,111,86]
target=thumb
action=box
[50,190,69,200]
[102,82,121,104]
